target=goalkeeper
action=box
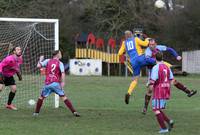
[0,46,23,110]
[142,39,197,114]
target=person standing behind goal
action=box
[33,50,80,117]
[0,46,23,110]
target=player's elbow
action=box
[61,72,65,77]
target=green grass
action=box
[0,75,200,135]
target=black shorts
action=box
[0,76,16,86]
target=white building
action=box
[182,50,200,73]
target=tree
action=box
[157,0,200,51]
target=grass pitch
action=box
[0,75,200,135]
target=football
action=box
[154,0,165,8]
[28,99,36,106]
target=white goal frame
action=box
[0,17,60,108]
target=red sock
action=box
[64,99,76,113]
[174,80,190,94]
[156,113,166,129]
[35,98,44,113]
[160,111,170,123]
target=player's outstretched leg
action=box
[6,85,17,110]
[173,79,197,97]
[61,96,80,117]
[33,97,45,116]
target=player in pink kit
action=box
[149,52,174,134]
[33,50,80,117]
[0,46,23,110]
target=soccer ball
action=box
[154,0,165,8]
[28,99,36,106]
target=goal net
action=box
[0,18,59,108]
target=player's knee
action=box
[39,96,45,100]
[153,110,161,115]
[11,89,17,93]
[146,90,152,96]
[61,96,67,101]
[147,88,152,95]
[135,76,139,80]
[133,77,139,82]
[172,79,176,85]
[10,85,17,92]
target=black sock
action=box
[7,92,16,105]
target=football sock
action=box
[7,92,16,105]
[156,113,166,129]
[160,111,170,123]
[35,98,44,113]
[64,99,76,113]
[127,80,137,95]
[174,80,190,94]
[144,94,151,109]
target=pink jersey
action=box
[45,59,61,85]
[0,55,23,77]
[151,64,171,99]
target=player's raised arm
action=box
[166,47,182,61]
[135,37,149,47]
[37,56,44,68]
[156,44,181,61]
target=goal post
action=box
[0,18,59,108]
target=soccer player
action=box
[142,39,197,114]
[118,30,155,104]
[33,50,80,117]
[0,46,23,110]
[150,52,174,134]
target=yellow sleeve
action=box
[118,41,126,56]
[135,37,149,47]
[163,61,172,68]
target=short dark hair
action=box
[11,46,17,53]
[52,50,60,57]
[11,46,21,53]
[155,51,163,61]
